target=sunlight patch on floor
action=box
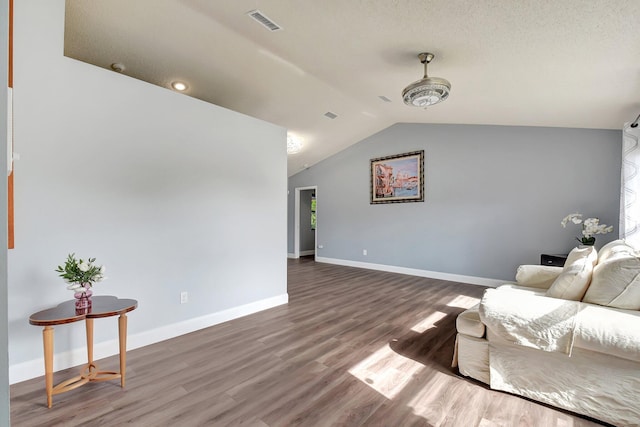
[348,343,426,399]
[445,294,481,309]
[410,311,447,333]
[349,297,481,404]
[406,369,451,420]
[349,310,454,399]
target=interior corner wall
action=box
[8,0,287,383]
[1,0,10,421]
[287,123,621,282]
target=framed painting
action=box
[370,150,424,204]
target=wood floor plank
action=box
[10,257,609,426]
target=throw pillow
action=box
[546,246,597,301]
[564,245,598,267]
[582,256,640,310]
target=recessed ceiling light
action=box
[110,63,125,73]
[171,81,188,91]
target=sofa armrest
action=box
[456,304,485,338]
[515,264,562,289]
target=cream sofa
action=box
[453,240,640,426]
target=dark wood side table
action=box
[540,253,568,267]
[29,296,138,408]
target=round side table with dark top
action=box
[29,296,138,408]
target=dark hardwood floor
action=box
[10,257,607,426]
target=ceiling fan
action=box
[402,52,451,107]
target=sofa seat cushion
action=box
[456,304,484,338]
[546,245,597,301]
[573,303,640,363]
[479,287,640,362]
[583,255,640,310]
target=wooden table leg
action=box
[42,326,54,408]
[118,313,127,387]
[85,318,94,364]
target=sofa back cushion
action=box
[597,239,637,264]
[546,246,596,301]
[583,256,640,310]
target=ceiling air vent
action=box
[324,112,338,119]
[247,10,282,32]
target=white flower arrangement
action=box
[561,213,613,246]
[55,253,106,293]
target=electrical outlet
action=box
[180,291,188,304]
[363,249,367,256]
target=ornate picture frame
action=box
[370,150,424,204]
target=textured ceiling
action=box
[64,0,640,176]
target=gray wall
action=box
[300,189,316,252]
[288,123,621,281]
[1,0,9,422]
[9,0,287,382]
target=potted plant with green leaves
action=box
[55,253,106,311]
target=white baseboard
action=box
[315,256,504,288]
[287,251,314,258]
[10,293,289,384]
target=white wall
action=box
[8,0,287,383]
[0,0,10,421]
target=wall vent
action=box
[247,10,282,31]
[324,111,338,119]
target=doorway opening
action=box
[294,186,318,259]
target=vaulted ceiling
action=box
[64,0,640,176]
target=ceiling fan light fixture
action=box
[402,52,451,107]
[287,134,303,154]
